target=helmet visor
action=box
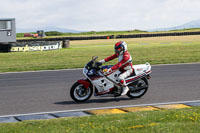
[115,48,121,54]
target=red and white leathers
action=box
[100,50,134,95]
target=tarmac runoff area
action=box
[0,100,200,123]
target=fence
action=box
[115,31,200,39]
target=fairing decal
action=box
[126,73,146,83]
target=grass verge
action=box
[0,35,200,72]
[0,107,200,133]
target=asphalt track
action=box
[0,63,200,116]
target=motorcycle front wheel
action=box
[70,82,93,102]
[127,77,148,98]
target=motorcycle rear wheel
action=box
[127,78,148,98]
[70,82,93,102]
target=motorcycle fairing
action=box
[91,70,121,93]
[83,66,120,94]
[125,72,147,84]
[124,63,151,84]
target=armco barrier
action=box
[17,36,109,42]
[116,31,200,39]
[16,31,200,42]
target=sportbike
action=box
[70,56,151,102]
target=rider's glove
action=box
[96,59,105,67]
[99,59,105,63]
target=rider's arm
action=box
[99,54,118,63]
[104,55,130,75]
[104,54,118,62]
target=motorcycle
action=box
[70,56,151,102]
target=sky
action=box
[0,0,200,31]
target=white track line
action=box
[152,62,200,67]
[0,68,83,75]
[1,99,200,118]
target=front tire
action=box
[70,82,93,102]
[127,78,148,98]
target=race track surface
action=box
[0,63,200,116]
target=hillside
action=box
[151,19,200,31]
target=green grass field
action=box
[0,35,200,72]
[0,107,200,133]
[0,35,200,132]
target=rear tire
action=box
[127,78,148,98]
[70,82,93,102]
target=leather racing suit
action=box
[100,50,134,95]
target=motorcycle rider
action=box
[99,41,134,96]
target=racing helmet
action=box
[114,41,127,55]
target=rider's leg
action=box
[118,69,133,95]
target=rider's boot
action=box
[119,79,129,96]
[121,86,129,96]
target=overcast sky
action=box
[0,0,200,31]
